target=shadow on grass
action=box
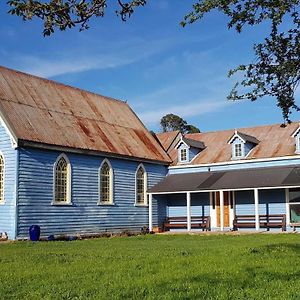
[248,243,300,255]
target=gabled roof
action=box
[155,130,181,152]
[228,130,260,145]
[176,137,206,150]
[0,66,171,164]
[166,122,300,166]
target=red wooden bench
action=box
[163,216,211,232]
[233,214,286,231]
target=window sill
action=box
[97,202,115,206]
[51,202,73,206]
[135,203,149,207]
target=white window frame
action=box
[0,152,5,204]
[234,143,243,158]
[98,158,114,205]
[52,153,72,205]
[288,188,300,224]
[296,136,300,154]
[135,163,148,206]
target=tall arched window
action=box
[136,164,147,205]
[99,159,113,204]
[0,155,4,203]
[54,154,71,203]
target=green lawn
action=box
[1,234,300,299]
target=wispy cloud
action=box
[137,100,230,125]
[3,35,206,78]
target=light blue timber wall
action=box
[169,157,300,175]
[189,147,200,162]
[166,193,210,218]
[235,189,286,216]
[234,189,287,231]
[17,147,167,238]
[0,124,17,239]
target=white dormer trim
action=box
[175,138,190,150]
[292,124,300,137]
[292,124,300,154]
[228,130,246,145]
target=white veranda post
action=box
[187,192,191,231]
[149,193,153,232]
[220,191,224,231]
[254,189,260,231]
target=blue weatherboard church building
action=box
[0,66,300,240]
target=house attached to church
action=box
[0,65,300,240]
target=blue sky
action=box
[0,1,298,132]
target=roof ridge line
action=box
[0,65,126,105]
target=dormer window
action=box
[292,125,300,154]
[228,130,259,160]
[175,137,205,164]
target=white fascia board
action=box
[0,115,18,148]
[292,125,300,137]
[169,154,300,170]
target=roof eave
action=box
[18,140,172,165]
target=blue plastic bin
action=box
[29,225,40,241]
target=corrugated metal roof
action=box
[181,137,206,149]
[155,130,181,153]
[0,66,171,164]
[149,165,300,193]
[163,122,300,165]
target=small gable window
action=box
[99,160,113,204]
[234,143,243,158]
[136,164,147,205]
[54,154,71,204]
[180,148,187,162]
[0,155,4,203]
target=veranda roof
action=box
[148,165,300,193]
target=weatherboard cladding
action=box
[17,147,167,238]
[0,66,170,164]
[0,123,17,239]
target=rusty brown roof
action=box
[155,130,181,153]
[164,122,300,165]
[0,66,171,164]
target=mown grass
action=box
[0,234,300,299]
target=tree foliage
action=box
[6,0,300,122]
[7,0,146,36]
[160,114,200,134]
[182,0,300,123]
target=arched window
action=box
[0,155,4,203]
[136,164,147,205]
[99,159,113,204]
[54,154,71,203]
